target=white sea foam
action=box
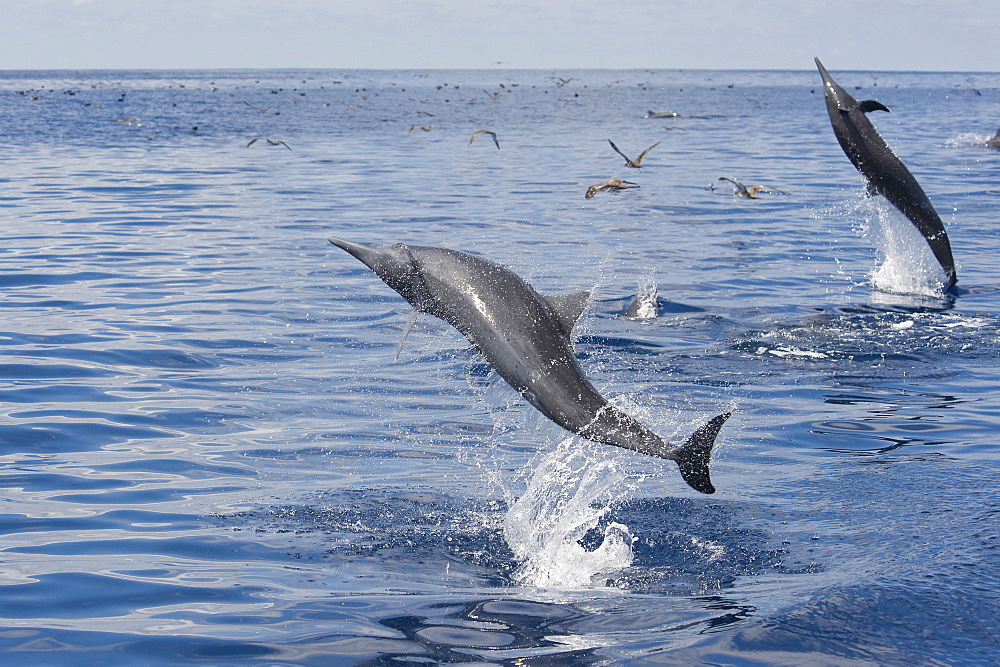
[857,196,949,296]
[503,436,637,589]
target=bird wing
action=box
[633,141,661,166]
[608,140,633,165]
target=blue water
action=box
[0,67,998,664]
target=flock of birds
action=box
[22,69,993,210]
[219,74,805,201]
[459,127,787,201]
[15,73,1000,237]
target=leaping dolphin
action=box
[815,57,957,291]
[328,237,730,494]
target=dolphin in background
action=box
[984,129,1000,150]
[815,57,957,291]
[621,286,660,319]
[328,237,730,494]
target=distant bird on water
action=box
[608,140,660,168]
[585,179,639,199]
[469,129,500,149]
[714,177,785,199]
[247,137,292,150]
[242,101,278,115]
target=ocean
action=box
[0,67,998,664]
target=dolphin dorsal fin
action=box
[544,291,591,334]
[858,99,890,114]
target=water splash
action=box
[857,196,949,296]
[945,132,994,149]
[503,436,638,588]
[621,278,659,319]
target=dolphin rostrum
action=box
[815,57,957,291]
[328,237,730,494]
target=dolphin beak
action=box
[328,236,366,254]
[815,57,835,88]
[814,57,851,111]
[328,236,383,269]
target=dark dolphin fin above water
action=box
[815,57,957,291]
[985,129,1000,149]
[857,99,891,114]
[328,236,731,493]
[543,291,592,333]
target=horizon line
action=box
[1,65,996,74]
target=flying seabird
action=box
[714,177,785,198]
[608,140,660,168]
[242,101,277,114]
[585,179,639,199]
[469,129,500,149]
[247,137,292,150]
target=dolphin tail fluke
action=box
[946,270,959,293]
[674,412,731,494]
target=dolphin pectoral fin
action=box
[859,100,891,114]
[544,291,592,333]
[395,308,420,360]
[674,412,731,494]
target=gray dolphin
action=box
[984,129,1000,149]
[621,287,660,319]
[329,237,730,494]
[815,57,957,291]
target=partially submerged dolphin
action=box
[984,129,1000,150]
[329,237,730,494]
[621,286,660,319]
[815,57,957,291]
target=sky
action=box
[2,0,997,72]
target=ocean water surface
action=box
[0,67,998,664]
